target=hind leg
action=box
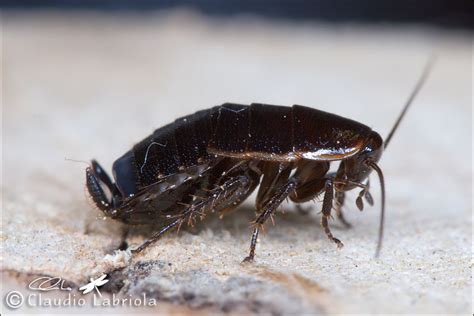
[131,174,253,255]
[131,220,181,254]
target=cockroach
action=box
[86,61,433,262]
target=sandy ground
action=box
[1,10,472,315]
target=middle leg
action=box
[243,177,297,262]
[243,162,296,262]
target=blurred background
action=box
[2,0,473,29]
[2,1,472,315]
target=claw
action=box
[332,238,344,249]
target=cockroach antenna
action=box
[374,57,435,258]
[369,160,385,258]
[384,56,436,148]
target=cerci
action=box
[86,63,432,262]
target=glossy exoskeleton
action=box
[86,63,432,262]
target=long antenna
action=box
[369,161,385,258]
[384,56,435,148]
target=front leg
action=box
[334,190,352,228]
[321,179,344,248]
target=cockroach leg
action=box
[131,174,252,255]
[321,179,344,248]
[131,219,182,255]
[334,191,352,228]
[242,179,297,263]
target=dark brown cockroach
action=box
[86,61,433,262]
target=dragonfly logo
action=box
[79,274,109,297]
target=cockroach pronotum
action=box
[86,61,433,262]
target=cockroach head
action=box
[335,130,386,258]
[336,57,433,257]
[360,131,384,165]
[337,131,383,186]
